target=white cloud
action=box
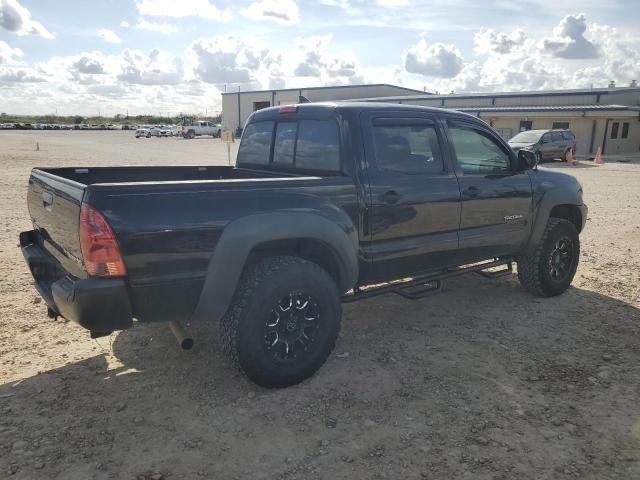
[293,35,363,84]
[189,36,263,86]
[0,0,54,38]
[0,40,21,64]
[242,0,299,25]
[474,28,526,55]
[404,39,463,77]
[98,28,122,44]
[0,67,45,82]
[542,13,599,59]
[136,18,178,33]
[571,24,640,88]
[135,0,228,20]
[120,20,130,28]
[71,55,106,75]
[377,0,410,6]
[118,48,183,85]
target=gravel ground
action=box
[1,131,639,480]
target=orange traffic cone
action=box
[594,146,604,165]
[567,148,577,165]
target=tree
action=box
[73,116,84,125]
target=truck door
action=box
[446,120,533,260]
[362,112,461,282]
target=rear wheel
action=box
[220,256,342,388]
[186,130,195,139]
[517,218,580,297]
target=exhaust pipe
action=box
[169,321,194,350]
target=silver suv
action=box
[508,129,576,163]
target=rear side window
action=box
[551,132,563,142]
[372,124,443,174]
[295,120,340,171]
[237,121,274,165]
[562,131,574,140]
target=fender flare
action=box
[525,183,584,253]
[189,211,359,324]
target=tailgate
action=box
[27,169,86,278]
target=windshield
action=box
[510,131,543,143]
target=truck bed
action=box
[26,163,351,327]
[36,165,288,185]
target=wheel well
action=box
[550,204,583,232]
[245,239,345,291]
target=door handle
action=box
[463,186,479,197]
[380,190,401,204]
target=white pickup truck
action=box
[177,121,221,139]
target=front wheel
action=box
[220,256,342,388]
[536,151,543,164]
[517,218,580,297]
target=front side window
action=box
[237,121,274,165]
[373,123,443,174]
[449,126,511,174]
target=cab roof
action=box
[249,101,482,123]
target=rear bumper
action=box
[20,230,133,334]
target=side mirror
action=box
[518,149,538,170]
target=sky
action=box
[0,0,639,116]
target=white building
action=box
[221,84,425,132]
[221,83,640,157]
[357,85,640,157]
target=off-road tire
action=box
[220,256,342,388]
[517,218,580,297]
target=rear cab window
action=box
[237,118,341,174]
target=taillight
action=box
[278,105,298,113]
[79,203,126,277]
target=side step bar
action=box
[475,260,513,279]
[342,257,514,303]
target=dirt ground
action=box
[1,131,639,480]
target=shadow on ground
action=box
[2,275,640,479]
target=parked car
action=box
[508,129,576,163]
[178,120,221,139]
[135,128,150,138]
[20,102,587,388]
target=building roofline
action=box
[220,83,427,96]
[454,104,640,113]
[352,86,640,103]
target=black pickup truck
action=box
[21,102,587,388]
